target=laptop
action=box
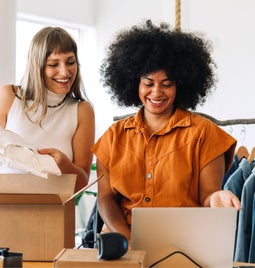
[131,207,237,268]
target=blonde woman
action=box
[0,27,95,192]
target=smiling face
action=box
[44,51,77,94]
[138,69,176,118]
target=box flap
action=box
[0,174,76,203]
[53,248,68,262]
[63,174,103,205]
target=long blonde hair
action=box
[19,26,88,124]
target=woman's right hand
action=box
[209,190,241,210]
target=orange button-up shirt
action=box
[92,108,237,225]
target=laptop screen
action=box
[131,207,237,268]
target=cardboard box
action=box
[0,173,76,261]
[53,248,146,268]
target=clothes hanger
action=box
[247,146,255,163]
[236,146,249,161]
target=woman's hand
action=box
[37,148,71,172]
[209,190,241,211]
[37,147,88,192]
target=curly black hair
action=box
[100,20,217,110]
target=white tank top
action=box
[4,91,78,162]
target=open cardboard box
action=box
[54,248,146,268]
[0,173,76,261]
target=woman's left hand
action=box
[209,190,241,211]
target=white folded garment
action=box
[0,128,61,178]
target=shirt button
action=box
[145,197,151,202]
[146,173,152,179]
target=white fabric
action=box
[0,128,61,178]
[0,91,78,176]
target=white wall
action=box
[0,0,16,85]
[15,0,255,150]
[181,0,255,150]
[182,0,255,119]
[17,0,96,26]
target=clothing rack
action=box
[113,112,255,126]
[195,112,255,126]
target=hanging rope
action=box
[175,0,181,31]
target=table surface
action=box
[234,263,255,267]
[23,261,255,267]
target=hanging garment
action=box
[224,157,254,200]
[234,166,255,262]
[248,195,255,263]
[222,154,239,189]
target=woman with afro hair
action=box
[92,20,241,242]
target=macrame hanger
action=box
[175,0,181,31]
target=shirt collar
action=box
[124,107,191,135]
